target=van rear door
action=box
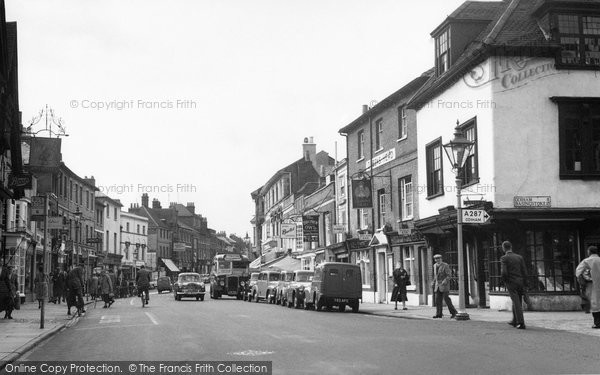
[325,266,342,296]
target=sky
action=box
[6,0,472,238]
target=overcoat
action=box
[433,262,452,293]
[576,254,600,313]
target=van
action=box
[306,262,362,313]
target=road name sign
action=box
[462,209,490,224]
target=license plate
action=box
[334,298,349,303]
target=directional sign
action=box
[462,209,490,224]
[46,216,65,230]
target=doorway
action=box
[419,246,429,305]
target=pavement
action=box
[0,298,597,369]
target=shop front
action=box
[346,238,372,303]
[387,230,428,306]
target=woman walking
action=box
[0,265,14,319]
[34,265,48,309]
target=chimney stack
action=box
[362,104,369,114]
[186,202,195,214]
[142,193,149,208]
[152,198,162,209]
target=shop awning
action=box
[162,258,180,272]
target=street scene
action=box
[0,0,600,374]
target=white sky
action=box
[7,0,470,238]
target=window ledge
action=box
[374,147,384,154]
[559,173,600,180]
[356,157,365,163]
[426,192,444,200]
[460,178,480,190]
[397,217,413,222]
[397,135,407,143]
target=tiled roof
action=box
[448,1,506,20]
[408,0,567,109]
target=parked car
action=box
[243,272,259,301]
[173,273,206,301]
[149,277,158,290]
[157,276,173,293]
[286,270,314,309]
[305,262,362,312]
[250,270,280,303]
[276,270,294,306]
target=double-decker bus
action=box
[210,253,250,299]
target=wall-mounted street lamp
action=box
[442,121,475,321]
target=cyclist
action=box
[136,265,151,306]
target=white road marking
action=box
[228,350,275,356]
[78,324,155,331]
[145,312,159,325]
[100,315,120,324]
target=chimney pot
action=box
[362,104,369,114]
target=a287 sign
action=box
[462,209,490,224]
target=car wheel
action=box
[200,295,204,301]
[351,300,359,313]
[196,296,200,301]
[254,292,259,303]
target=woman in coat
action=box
[34,265,49,309]
[392,261,409,310]
[576,245,600,329]
[99,270,114,308]
[0,266,14,319]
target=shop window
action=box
[357,250,371,287]
[402,246,417,287]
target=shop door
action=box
[419,246,429,305]
[377,249,387,303]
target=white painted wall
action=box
[416,59,496,219]
[491,57,600,208]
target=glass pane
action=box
[558,14,579,34]
[584,37,600,65]
[560,37,580,64]
[583,16,600,35]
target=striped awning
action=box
[162,258,180,272]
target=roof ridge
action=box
[483,0,522,44]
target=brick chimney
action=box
[186,202,195,214]
[142,193,149,208]
[152,199,162,209]
[302,137,317,171]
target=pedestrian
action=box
[67,262,85,316]
[52,267,66,304]
[575,245,600,328]
[501,241,528,330]
[0,265,14,319]
[432,254,458,319]
[34,265,49,309]
[392,261,409,310]
[88,273,99,301]
[99,270,114,308]
[10,266,20,311]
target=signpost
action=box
[462,209,490,224]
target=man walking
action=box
[67,263,85,316]
[432,254,457,319]
[501,241,528,330]
[576,246,600,328]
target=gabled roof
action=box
[431,1,506,36]
[408,0,564,110]
[96,192,123,207]
[128,205,171,229]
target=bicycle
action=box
[137,286,149,307]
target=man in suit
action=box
[432,254,457,319]
[501,241,528,329]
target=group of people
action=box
[392,241,600,331]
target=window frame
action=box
[458,117,479,187]
[375,118,383,151]
[555,13,600,69]
[398,175,413,221]
[398,106,407,140]
[357,130,365,160]
[426,137,444,198]
[435,28,450,75]
[377,189,387,228]
[553,97,600,179]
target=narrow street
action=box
[18,290,600,375]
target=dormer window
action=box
[435,29,450,75]
[556,14,600,67]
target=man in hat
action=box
[432,254,457,319]
[501,241,528,329]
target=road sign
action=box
[462,209,490,224]
[397,229,412,236]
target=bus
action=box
[210,253,250,299]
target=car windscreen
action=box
[180,275,200,283]
[296,273,314,282]
[250,274,259,281]
[269,273,280,281]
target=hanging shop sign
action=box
[281,223,297,239]
[352,179,372,208]
[303,215,319,242]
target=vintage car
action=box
[276,270,294,306]
[250,270,280,303]
[173,272,206,301]
[286,270,314,309]
[157,276,173,293]
[305,262,362,312]
[243,272,259,301]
